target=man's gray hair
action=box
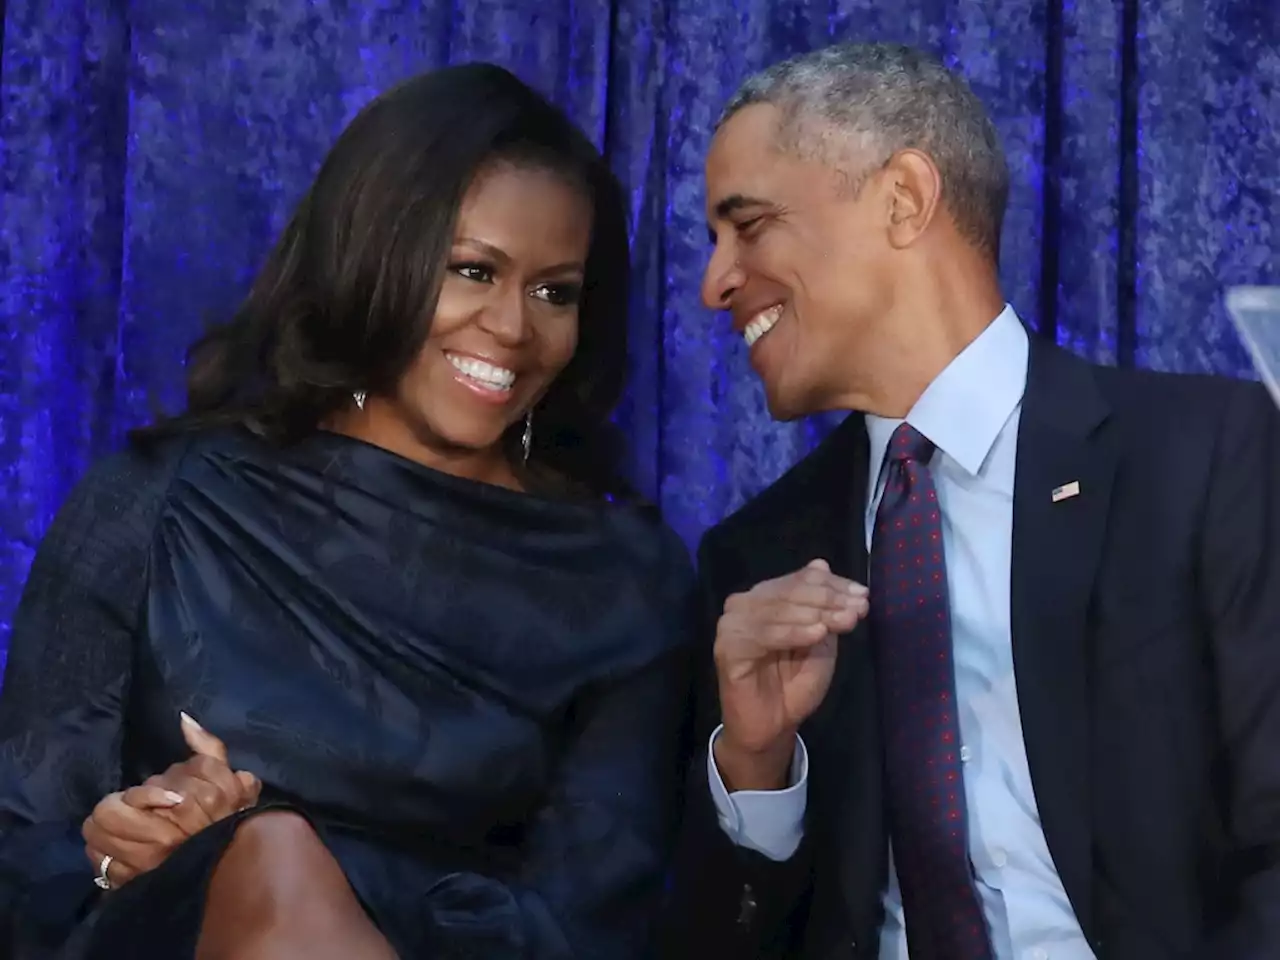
[721,43,1010,259]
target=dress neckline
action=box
[230,426,616,529]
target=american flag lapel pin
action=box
[1051,480,1081,503]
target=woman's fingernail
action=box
[162,791,185,805]
[180,711,203,732]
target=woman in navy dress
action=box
[0,64,694,959]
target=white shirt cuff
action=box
[706,724,808,862]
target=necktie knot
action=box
[888,422,935,465]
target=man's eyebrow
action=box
[712,193,773,220]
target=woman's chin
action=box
[420,425,513,461]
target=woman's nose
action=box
[478,289,532,346]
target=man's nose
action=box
[701,241,744,312]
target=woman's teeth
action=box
[447,355,516,392]
[743,305,783,347]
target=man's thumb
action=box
[806,558,831,572]
[180,712,229,763]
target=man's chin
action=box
[761,383,812,423]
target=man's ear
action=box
[882,149,942,250]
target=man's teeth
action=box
[743,306,783,347]
[447,355,516,391]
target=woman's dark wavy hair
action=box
[132,63,634,500]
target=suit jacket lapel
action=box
[1010,340,1117,941]
[776,415,886,942]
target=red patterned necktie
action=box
[870,423,994,959]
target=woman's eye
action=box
[532,283,582,307]
[452,263,493,283]
[735,217,764,238]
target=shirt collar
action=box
[866,304,1029,481]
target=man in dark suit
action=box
[658,42,1280,960]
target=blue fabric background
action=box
[0,0,1276,656]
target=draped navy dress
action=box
[0,427,694,959]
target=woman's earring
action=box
[521,410,533,463]
[353,391,366,411]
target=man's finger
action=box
[760,600,826,627]
[822,602,867,632]
[781,581,867,612]
[180,712,229,763]
[754,566,865,601]
[729,595,868,635]
[753,620,835,651]
[798,564,868,594]
[725,586,867,630]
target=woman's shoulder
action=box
[26,434,202,608]
[56,428,247,544]
[64,434,189,515]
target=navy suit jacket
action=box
[659,338,1280,959]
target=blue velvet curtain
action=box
[0,0,1276,654]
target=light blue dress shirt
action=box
[707,306,1096,960]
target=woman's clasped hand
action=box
[81,714,258,890]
